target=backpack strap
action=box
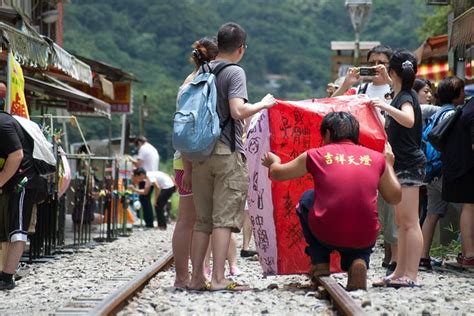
[212,61,241,153]
[431,105,455,128]
[357,82,369,95]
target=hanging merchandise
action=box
[58,147,71,198]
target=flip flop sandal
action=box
[372,276,392,288]
[386,277,421,289]
[210,281,251,292]
[186,282,211,293]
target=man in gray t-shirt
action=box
[212,60,248,154]
[188,22,276,292]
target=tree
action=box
[417,5,451,41]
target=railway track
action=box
[53,248,364,316]
[52,250,174,316]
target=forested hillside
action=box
[63,0,439,160]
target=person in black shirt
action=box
[441,96,474,268]
[370,50,426,288]
[0,111,38,290]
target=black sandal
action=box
[419,258,433,271]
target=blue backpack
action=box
[422,106,455,183]
[172,62,238,161]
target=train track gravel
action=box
[1,223,472,315]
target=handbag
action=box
[427,106,462,152]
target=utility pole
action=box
[345,0,372,66]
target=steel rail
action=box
[319,276,366,316]
[88,250,174,316]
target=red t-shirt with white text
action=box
[306,141,385,248]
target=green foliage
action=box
[430,240,461,259]
[63,0,433,161]
[417,5,451,41]
[430,223,461,259]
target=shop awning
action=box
[414,34,448,61]
[449,7,474,49]
[417,60,474,83]
[22,74,111,118]
[0,21,49,68]
[44,37,93,86]
[417,61,452,84]
[75,55,140,82]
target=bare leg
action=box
[227,234,240,275]
[210,227,232,289]
[421,213,440,258]
[204,240,212,278]
[171,196,196,288]
[3,241,25,274]
[189,231,210,289]
[391,187,423,282]
[242,211,252,251]
[390,243,398,263]
[0,242,8,271]
[460,203,474,258]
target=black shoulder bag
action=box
[427,106,462,152]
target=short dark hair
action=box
[134,135,147,146]
[367,45,393,62]
[388,49,417,91]
[437,76,465,105]
[133,167,146,176]
[320,112,360,144]
[413,78,432,93]
[217,22,247,54]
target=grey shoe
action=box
[0,278,15,290]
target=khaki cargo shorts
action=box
[192,141,248,233]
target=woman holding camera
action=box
[370,49,426,288]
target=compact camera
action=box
[358,67,377,76]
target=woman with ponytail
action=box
[371,49,426,288]
[172,37,218,289]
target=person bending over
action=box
[262,112,401,291]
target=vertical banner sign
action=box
[245,110,278,275]
[246,95,386,275]
[7,52,29,119]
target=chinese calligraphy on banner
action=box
[245,95,386,275]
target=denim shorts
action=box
[396,163,426,187]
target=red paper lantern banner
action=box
[245,95,386,275]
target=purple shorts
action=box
[175,169,193,197]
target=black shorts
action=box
[442,168,474,203]
[0,188,37,242]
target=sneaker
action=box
[0,278,15,290]
[240,249,258,258]
[309,263,330,285]
[419,258,433,271]
[346,259,367,291]
[460,255,474,269]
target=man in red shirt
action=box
[262,112,401,290]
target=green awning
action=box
[44,37,93,86]
[0,22,49,68]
